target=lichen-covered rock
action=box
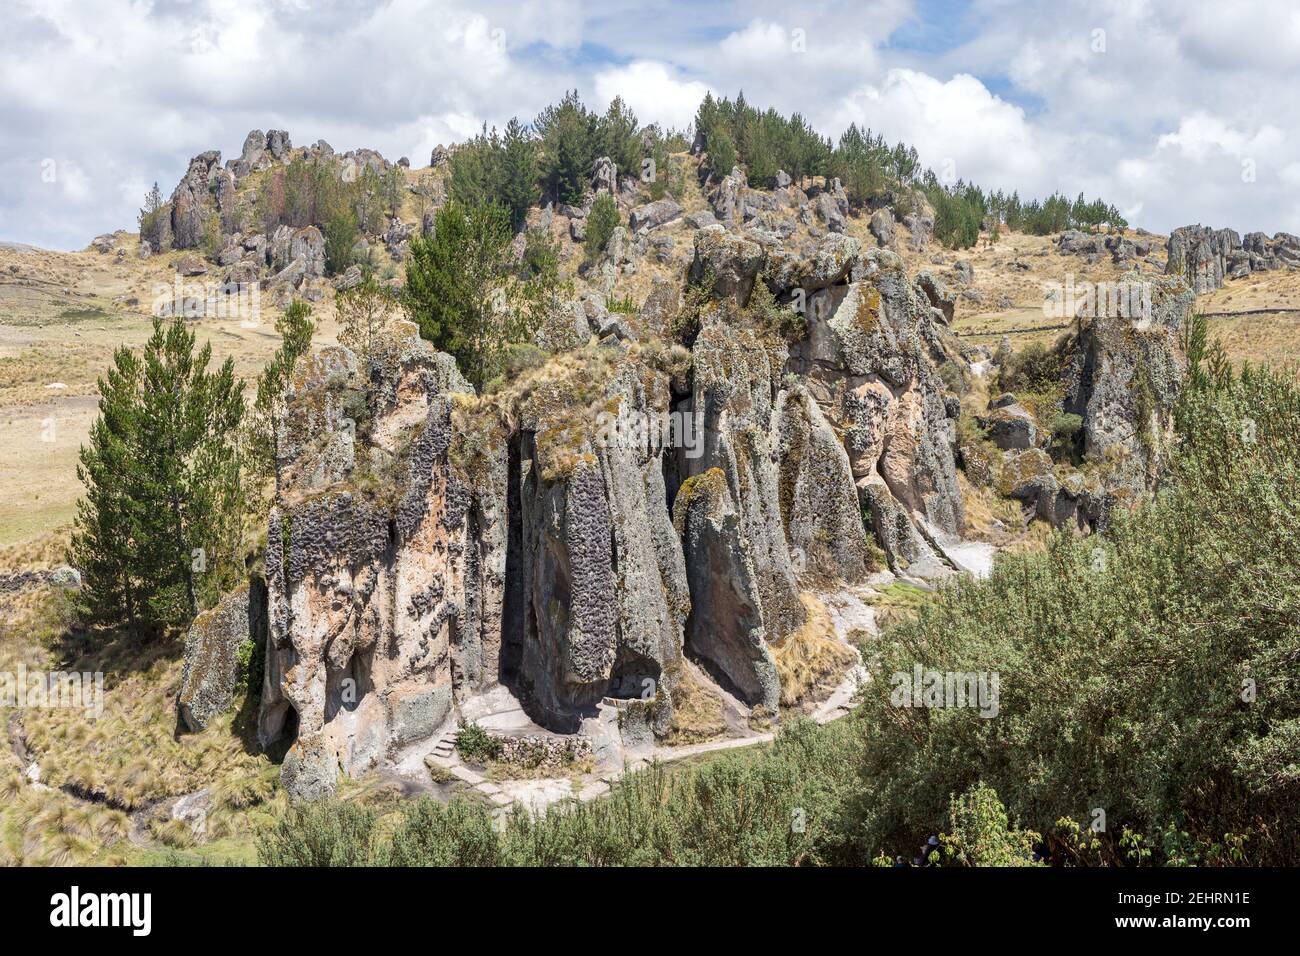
[629,198,683,232]
[264,328,702,795]
[290,226,326,278]
[689,319,805,639]
[534,299,593,352]
[673,468,780,712]
[982,400,1040,451]
[763,233,860,297]
[709,166,747,225]
[870,208,896,248]
[788,250,966,577]
[690,226,765,305]
[1060,270,1194,494]
[169,150,221,250]
[178,580,266,732]
[914,270,956,325]
[1165,224,1236,293]
[508,355,687,730]
[261,326,483,798]
[774,386,873,582]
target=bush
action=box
[454,721,502,764]
[997,341,1061,394]
[257,801,380,866]
[323,213,359,276]
[848,328,1300,864]
[583,193,619,263]
[259,718,863,867]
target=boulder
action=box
[178,581,267,732]
[814,191,846,233]
[591,156,617,195]
[177,254,208,277]
[686,210,718,230]
[689,225,765,304]
[629,198,683,232]
[914,270,956,325]
[787,251,966,575]
[869,208,896,248]
[982,401,1039,451]
[710,166,747,226]
[763,232,860,297]
[266,129,292,162]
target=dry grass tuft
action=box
[770,594,858,710]
[663,661,729,746]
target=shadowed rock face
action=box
[674,468,779,711]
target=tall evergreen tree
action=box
[534,90,597,205]
[403,202,555,389]
[69,318,246,633]
[500,117,540,231]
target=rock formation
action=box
[178,580,266,732]
[1165,223,1300,292]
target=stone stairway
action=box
[428,726,460,762]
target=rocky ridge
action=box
[168,137,1197,800]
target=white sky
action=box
[4,0,1300,249]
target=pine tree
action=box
[337,276,397,370]
[708,129,737,180]
[596,96,640,175]
[535,90,596,205]
[500,117,539,232]
[584,193,620,263]
[69,318,246,633]
[138,182,167,251]
[248,300,315,481]
[404,202,512,388]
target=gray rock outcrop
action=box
[178,581,267,732]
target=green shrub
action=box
[257,801,380,866]
[258,718,863,867]
[583,193,619,263]
[997,341,1061,394]
[606,294,637,315]
[849,328,1300,864]
[455,721,502,764]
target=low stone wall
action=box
[494,733,593,770]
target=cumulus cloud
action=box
[593,61,709,131]
[2,0,1300,248]
[837,70,1053,196]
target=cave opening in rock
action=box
[324,649,371,722]
[607,649,662,702]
